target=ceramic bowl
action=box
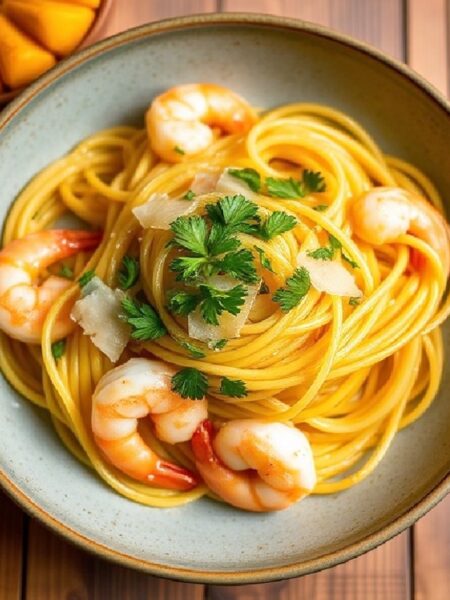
[0,14,449,585]
[0,0,113,107]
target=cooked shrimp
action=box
[192,419,316,512]
[352,187,450,275]
[146,83,257,163]
[0,229,101,344]
[92,357,207,490]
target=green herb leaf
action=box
[169,255,209,281]
[273,267,311,312]
[307,246,334,261]
[198,283,247,325]
[172,367,208,399]
[254,246,274,272]
[266,176,302,199]
[118,255,140,290]
[174,145,185,155]
[183,190,196,201]
[211,338,227,350]
[313,204,328,212]
[215,249,259,284]
[51,339,66,360]
[78,270,95,288]
[206,195,259,231]
[302,169,326,193]
[349,296,361,306]
[342,252,359,269]
[179,340,206,359]
[59,264,73,279]
[121,297,167,341]
[166,290,200,316]
[329,235,342,251]
[220,377,248,398]
[170,216,209,256]
[207,223,241,256]
[228,168,261,192]
[257,211,297,241]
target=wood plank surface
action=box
[0,492,24,600]
[0,1,449,600]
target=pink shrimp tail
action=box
[191,419,216,465]
[58,229,102,252]
[148,460,199,491]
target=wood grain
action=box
[0,491,24,600]
[407,0,448,93]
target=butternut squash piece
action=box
[4,0,95,57]
[52,0,101,7]
[0,13,56,89]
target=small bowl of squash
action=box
[0,0,112,106]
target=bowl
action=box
[0,0,113,107]
[0,13,449,585]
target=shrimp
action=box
[92,357,208,491]
[0,229,101,344]
[352,187,450,275]
[192,419,316,512]
[146,83,257,163]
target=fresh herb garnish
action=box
[342,253,359,269]
[256,211,297,241]
[307,234,359,268]
[174,145,185,155]
[266,170,326,199]
[118,256,140,290]
[51,339,66,360]
[171,367,208,400]
[349,297,361,306]
[205,194,259,232]
[183,190,196,201]
[170,215,209,256]
[313,204,328,212]
[78,270,95,288]
[273,267,311,312]
[216,249,258,284]
[220,377,248,398]
[212,338,227,350]
[255,247,274,272]
[307,246,334,261]
[59,264,73,279]
[228,168,261,192]
[121,297,167,341]
[167,290,201,316]
[179,341,206,359]
[198,283,247,325]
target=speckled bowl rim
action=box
[0,13,449,585]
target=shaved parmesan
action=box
[132,193,197,230]
[216,168,257,199]
[190,172,219,195]
[297,252,362,297]
[188,276,260,343]
[71,277,130,363]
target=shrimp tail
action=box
[59,229,102,252]
[149,459,199,491]
[191,419,216,465]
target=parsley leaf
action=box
[349,297,361,306]
[118,256,140,290]
[172,367,208,400]
[179,340,206,359]
[313,204,328,212]
[228,168,261,192]
[307,246,334,261]
[174,145,185,155]
[170,216,209,256]
[78,270,95,288]
[266,177,302,198]
[255,246,274,272]
[170,255,209,281]
[215,249,259,284]
[302,169,326,193]
[211,338,227,350]
[273,267,311,312]
[59,264,73,279]
[206,195,259,231]
[166,290,200,316]
[183,190,196,201]
[121,297,167,341]
[329,235,342,251]
[198,283,247,325]
[220,377,248,398]
[257,211,297,240]
[51,339,65,360]
[342,252,359,269]
[207,223,240,256]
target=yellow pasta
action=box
[0,102,447,508]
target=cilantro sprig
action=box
[118,256,140,290]
[121,297,167,341]
[273,267,311,312]
[171,367,208,399]
[307,234,358,268]
[267,169,326,199]
[228,168,261,192]
[220,377,248,398]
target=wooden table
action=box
[1,1,449,598]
